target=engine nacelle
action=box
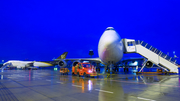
[145,61,153,68]
[58,60,67,68]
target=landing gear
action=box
[109,64,113,74]
[96,67,100,73]
[96,63,100,73]
[124,68,129,72]
[102,65,108,74]
[165,72,170,75]
[114,66,119,72]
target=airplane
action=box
[55,27,124,73]
[1,52,68,69]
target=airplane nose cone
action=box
[104,35,119,48]
[98,28,123,64]
[98,29,121,49]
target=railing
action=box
[134,40,178,66]
[1,63,11,70]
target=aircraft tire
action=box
[83,73,87,77]
[77,72,80,77]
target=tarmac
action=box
[0,69,180,101]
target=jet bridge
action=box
[122,39,178,73]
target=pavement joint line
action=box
[6,76,56,101]
[137,97,156,101]
[95,89,113,94]
[56,81,63,84]
[72,84,82,88]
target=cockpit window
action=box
[105,27,114,31]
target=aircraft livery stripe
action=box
[39,62,53,66]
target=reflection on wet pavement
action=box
[0,70,180,101]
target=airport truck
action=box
[60,68,69,75]
[72,63,97,77]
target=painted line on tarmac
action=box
[72,85,82,88]
[107,79,180,88]
[56,81,64,84]
[46,79,51,82]
[7,77,15,78]
[95,89,113,94]
[137,97,156,101]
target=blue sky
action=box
[0,0,180,64]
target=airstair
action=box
[1,63,11,72]
[122,39,178,73]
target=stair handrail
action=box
[135,40,178,66]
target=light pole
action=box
[89,50,94,58]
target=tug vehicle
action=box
[60,68,69,75]
[72,63,97,77]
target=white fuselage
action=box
[3,60,33,68]
[3,60,53,69]
[98,27,124,65]
[33,62,53,67]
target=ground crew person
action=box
[75,64,78,73]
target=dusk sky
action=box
[0,0,180,64]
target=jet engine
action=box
[145,61,153,68]
[58,60,67,68]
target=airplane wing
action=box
[53,52,102,63]
[34,52,103,68]
[121,57,145,62]
[55,58,102,64]
[56,58,101,62]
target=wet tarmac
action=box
[0,70,180,101]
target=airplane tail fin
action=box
[57,52,68,59]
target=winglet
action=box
[57,52,68,59]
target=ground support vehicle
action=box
[72,63,97,77]
[60,68,69,75]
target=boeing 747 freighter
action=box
[55,27,124,73]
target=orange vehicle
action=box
[72,63,97,77]
[60,68,69,75]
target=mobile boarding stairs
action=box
[0,63,12,72]
[122,39,178,73]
